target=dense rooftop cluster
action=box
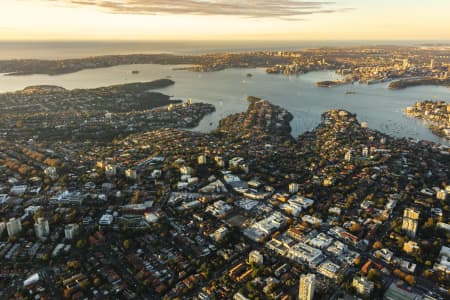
[0,95,449,300]
[0,80,175,114]
[0,81,215,142]
[267,47,450,87]
[218,96,293,140]
[404,101,450,140]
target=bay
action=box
[0,63,449,145]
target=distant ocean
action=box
[0,40,447,60]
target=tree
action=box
[79,279,89,289]
[64,288,72,298]
[404,275,416,286]
[367,269,381,282]
[246,281,255,293]
[67,260,80,269]
[7,234,18,243]
[131,190,141,204]
[123,239,131,250]
[76,239,86,249]
[59,175,69,187]
[393,269,407,280]
[251,268,259,278]
[93,278,102,286]
[423,217,435,232]
[33,209,43,222]
[349,223,362,233]
[372,241,383,250]
[396,236,407,248]
[422,269,433,278]
[263,266,272,276]
[15,120,24,128]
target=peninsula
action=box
[389,77,450,90]
[0,79,215,142]
[0,79,177,115]
[404,100,450,139]
[315,80,346,88]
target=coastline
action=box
[403,101,450,140]
[389,77,450,90]
[315,80,347,88]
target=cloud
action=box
[49,0,344,19]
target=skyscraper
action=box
[402,208,420,238]
[65,224,79,240]
[198,154,207,165]
[289,183,299,193]
[345,150,353,162]
[6,217,22,237]
[34,217,50,239]
[402,58,410,69]
[248,250,264,266]
[362,146,369,157]
[299,273,315,300]
[0,222,6,236]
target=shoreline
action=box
[315,80,348,88]
[389,77,450,90]
[403,101,450,140]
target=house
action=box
[433,246,450,274]
[352,276,374,297]
[10,185,27,195]
[317,260,340,279]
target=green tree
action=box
[123,239,131,250]
[367,269,381,282]
[76,239,86,249]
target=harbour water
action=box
[0,64,449,144]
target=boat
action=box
[131,70,140,74]
[246,73,253,77]
[344,91,356,95]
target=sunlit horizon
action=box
[2,0,450,41]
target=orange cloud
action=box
[49,0,344,19]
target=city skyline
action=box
[1,0,450,41]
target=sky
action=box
[1,0,450,41]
